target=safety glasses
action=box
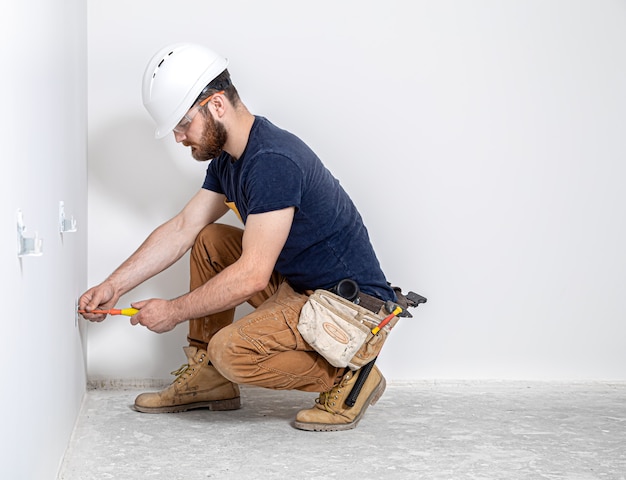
[173,90,224,134]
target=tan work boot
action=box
[294,365,386,431]
[134,346,240,413]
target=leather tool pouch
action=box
[297,289,399,370]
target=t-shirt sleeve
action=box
[202,160,224,193]
[246,153,303,214]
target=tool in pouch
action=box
[297,279,426,392]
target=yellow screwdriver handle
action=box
[371,306,402,335]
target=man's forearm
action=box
[168,255,268,323]
[105,218,197,298]
[129,256,268,334]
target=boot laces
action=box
[315,371,352,413]
[170,364,191,382]
[169,352,206,383]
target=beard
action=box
[190,111,228,162]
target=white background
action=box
[2,1,87,478]
[87,0,626,383]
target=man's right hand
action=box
[78,282,119,322]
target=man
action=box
[80,43,397,431]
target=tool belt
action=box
[298,289,396,370]
[297,281,427,370]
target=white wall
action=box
[87,0,626,383]
[1,1,87,479]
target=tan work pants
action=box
[188,223,343,393]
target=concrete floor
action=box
[58,382,626,480]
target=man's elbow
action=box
[244,271,273,297]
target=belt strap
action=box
[357,292,385,314]
[309,285,393,315]
[359,288,415,316]
[305,288,384,314]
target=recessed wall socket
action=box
[17,209,43,257]
[59,201,77,233]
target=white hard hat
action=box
[142,43,229,139]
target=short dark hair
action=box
[195,69,240,107]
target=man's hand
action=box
[129,298,182,334]
[78,283,119,322]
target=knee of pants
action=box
[190,224,244,289]
[191,223,243,257]
[207,327,240,383]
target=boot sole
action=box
[293,375,386,432]
[134,396,241,414]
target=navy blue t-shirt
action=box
[202,116,395,302]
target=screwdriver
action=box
[78,308,139,316]
[371,305,402,335]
